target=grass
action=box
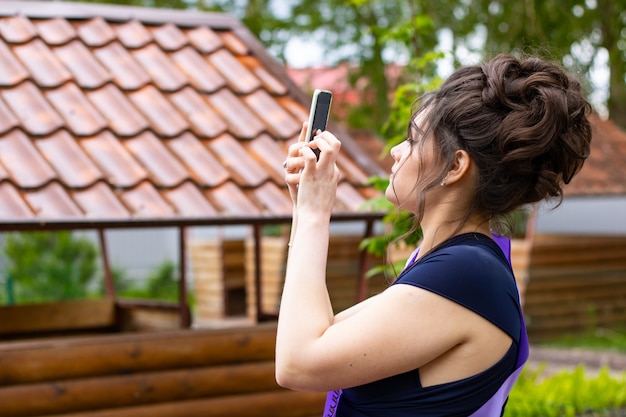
[541,328,626,353]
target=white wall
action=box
[535,196,626,236]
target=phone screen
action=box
[305,89,332,159]
[307,90,332,141]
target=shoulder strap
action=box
[467,234,529,417]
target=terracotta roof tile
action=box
[1,82,63,135]
[72,182,129,218]
[206,88,265,139]
[248,182,292,215]
[240,56,288,95]
[13,39,72,87]
[0,130,56,188]
[246,134,291,184]
[187,26,224,54]
[0,42,29,86]
[0,97,19,134]
[218,31,249,55]
[35,17,76,45]
[24,182,83,218]
[336,152,370,185]
[163,181,218,217]
[124,131,188,187]
[45,83,108,136]
[0,157,7,181]
[276,96,310,122]
[121,181,175,217]
[151,22,187,51]
[209,181,260,216]
[0,2,385,228]
[186,26,223,54]
[114,20,152,49]
[566,115,626,197]
[166,132,229,187]
[243,89,300,139]
[207,49,261,94]
[336,182,368,212]
[76,17,116,47]
[168,87,227,138]
[170,46,226,93]
[86,84,150,136]
[128,85,187,137]
[133,44,187,91]
[0,15,37,44]
[80,131,148,188]
[94,42,151,90]
[0,182,35,218]
[54,40,111,89]
[35,131,103,188]
[208,133,269,187]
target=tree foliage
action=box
[2,232,98,304]
[200,0,625,128]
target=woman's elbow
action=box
[275,360,304,390]
[275,359,321,391]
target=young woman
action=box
[276,54,592,416]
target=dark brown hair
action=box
[409,54,592,228]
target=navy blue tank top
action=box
[336,233,523,417]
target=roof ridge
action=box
[0,1,242,29]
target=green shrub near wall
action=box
[507,366,626,417]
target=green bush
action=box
[2,231,98,304]
[115,260,179,302]
[507,366,626,417]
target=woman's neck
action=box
[417,217,491,261]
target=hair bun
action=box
[426,54,592,215]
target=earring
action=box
[440,175,448,186]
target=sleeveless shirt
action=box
[335,233,523,417]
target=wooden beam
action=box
[0,362,280,416]
[0,323,277,385]
[41,390,326,417]
[0,299,115,336]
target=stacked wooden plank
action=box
[0,323,325,417]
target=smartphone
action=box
[305,89,332,159]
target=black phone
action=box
[305,89,332,159]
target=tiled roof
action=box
[565,114,626,197]
[0,1,386,230]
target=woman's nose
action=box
[390,143,403,160]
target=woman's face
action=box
[385,113,435,212]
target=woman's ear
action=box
[444,150,472,186]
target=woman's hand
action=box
[283,122,341,218]
[283,123,308,205]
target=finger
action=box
[283,155,306,174]
[287,140,307,157]
[299,145,319,173]
[297,122,309,143]
[313,130,341,150]
[310,132,341,165]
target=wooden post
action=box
[178,226,190,328]
[355,219,374,302]
[98,228,115,300]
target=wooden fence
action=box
[521,234,626,342]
